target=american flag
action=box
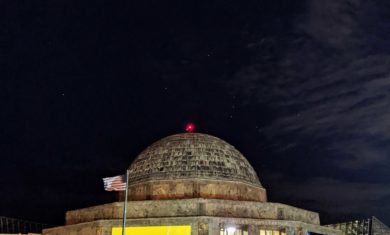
[102,174,127,191]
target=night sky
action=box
[1,0,390,226]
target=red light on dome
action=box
[185,123,196,133]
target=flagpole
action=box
[122,170,129,235]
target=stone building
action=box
[325,217,390,235]
[43,133,343,235]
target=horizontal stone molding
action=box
[65,199,319,226]
[119,178,267,202]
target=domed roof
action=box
[125,133,266,202]
[128,133,262,186]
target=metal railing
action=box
[0,216,52,234]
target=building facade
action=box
[325,217,390,235]
[43,133,346,235]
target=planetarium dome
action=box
[46,132,343,235]
[125,133,267,202]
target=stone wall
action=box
[44,217,204,235]
[210,217,341,235]
[44,216,341,235]
[127,133,262,187]
[43,221,103,235]
[65,199,319,225]
[118,179,266,202]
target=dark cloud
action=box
[267,173,390,223]
[300,0,365,50]
[231,0,390,169]
[229,0,390,223]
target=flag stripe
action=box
[102,174,126,191]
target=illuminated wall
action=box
[260,230,286,235]
[112,225,191,235]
